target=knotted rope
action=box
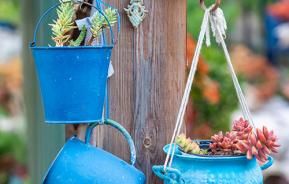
[163,6,256,171]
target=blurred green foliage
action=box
[187,0,240,37]
[0,0,20,25]
[187,1,241,132]
[0,131,27,164]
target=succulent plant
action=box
[236,127,280,163]
[89,7,118,45]
[232,118,253,141]
[69,26,87,46]
[176,118,279,162]
[210,131,240,155]
[210,117,279,162]
[50,0,76,46]
[175,134,204,154]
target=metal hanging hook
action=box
[200,0,221,12]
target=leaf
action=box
[50,0,75,46]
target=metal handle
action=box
[31,0,117,47]
[260,156,274,171]
[96,0,121,44]
[85,119,136,166]
[152,165,183,184]
[200,0,221,12]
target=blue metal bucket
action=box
[43,119,146,184]
[30,0,120,123]
[153,141,274,184]
[31,46,112,123]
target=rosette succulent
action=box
[210,131,240,155]
[210,118,279,162]
[236,126,279,162]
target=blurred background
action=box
[0,0,288,183]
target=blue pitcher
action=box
[43,119,145,184]
[30,1,119,124]
[153,141,274,184]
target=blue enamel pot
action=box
[30,1,120,123]
[43,119,146,184]
[153,141,274,184]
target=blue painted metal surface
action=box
[43,119,146,184]
[153,142,274,184]
[30,0,119,123]
[31,46,111,123]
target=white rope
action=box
[163,6,256,170]
[214,22,255,128]
[163,8,211,171]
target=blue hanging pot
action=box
[153,141,274,184]
[30,1,120,124]
[43,119,146,184]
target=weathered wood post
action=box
[23,0,185,183]
[96,0,187,183]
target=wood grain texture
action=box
[100,0,187,183]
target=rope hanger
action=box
[163,0,256,171]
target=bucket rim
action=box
[30,45,114,50]
[164,143,248,161]
[44,119,105,124]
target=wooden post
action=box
[23,0,185,183]
[99,0,187,183]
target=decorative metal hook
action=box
[124,0,148,28]
[200,0,221,12]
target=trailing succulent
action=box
[50,1,118,46]
[176,118,279,163]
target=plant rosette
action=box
[153,118,279,184]
[30,0,120,124]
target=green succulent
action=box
[175,134,207,155]
[69,26,87,46]
[50,0,76,46]
[89,7,118,45]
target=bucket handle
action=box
[30,0,116,47]
[152,165,183,183]
[85,119,136,166]
[260,156,274,171]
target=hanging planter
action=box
[153,119,277,184]
[153,141,274,184]
[153,0,279,183]
[42,119,146,184]
[30,0,120,123]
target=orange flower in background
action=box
[187,34,220,104]
[191,123,213,139]
[202,79,220,105]
[186,34,209,76]
[0,57,23,116]
[231,44,279,102]
[267,0,289,20]
[0,57,22,92]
